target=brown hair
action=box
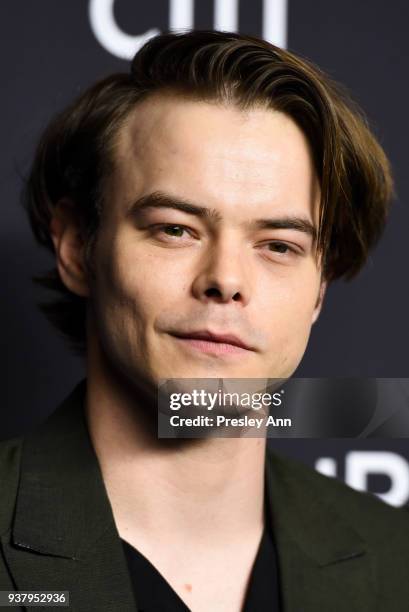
[23,30,393,353]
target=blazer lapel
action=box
[265,448,376,611]
[2,381,137,611]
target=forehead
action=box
[112,93,320,223]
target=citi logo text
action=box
[89,0,288,60]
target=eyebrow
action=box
[128,190,317,242]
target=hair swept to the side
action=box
[23,30,393,353]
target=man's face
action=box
[89,94,324,390]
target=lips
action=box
[170,330,253,351]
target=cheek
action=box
[261,266,319,323]
[259,272,320,359]
[97,237,187,319]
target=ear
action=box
[311,279,327,324]
[50,199,90,298]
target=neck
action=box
[85,343,267,548]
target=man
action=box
[1,30,408,611]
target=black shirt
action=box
[121,520,281,611]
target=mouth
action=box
[169,330,255,356]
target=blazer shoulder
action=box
[269,448,409,546]
[0,435,23,534]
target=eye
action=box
[265,241,298,255]
[159,224,187,238]
[151,223,190,238]
[150,223,195,241]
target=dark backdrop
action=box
[1,0,408,505]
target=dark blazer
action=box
[1,381,409,611]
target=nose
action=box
[191,235,251,305]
